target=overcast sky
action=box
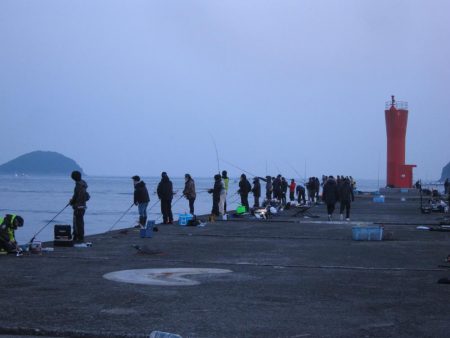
[1,0,449,180]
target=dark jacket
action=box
[322,178,339,205]
[339,180,354,203]
[134,181,150,204]
[70,179,88,209]
[281,179,288,193]
[183,178,196,199]
[252,179,261,197]
[239,178,252,196]
[157,176,173,200]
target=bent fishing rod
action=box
[220,158,259,178]
[107,203,135,232]
[29,203,70,245]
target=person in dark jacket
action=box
[296,184,306,204]
[281,177,288,205]
[252,177,261,208]
[69,170,89,243]
[132,175,150,228]
[272,175,282,201]
[157,172,174,224]
[322,176,339,221]
[238,174,252,211]
[339,178,355,221]
[183,173,196,215]
[208,174,222,221]
[0,214,24,255]
[259,176,273,201]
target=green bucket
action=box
[236,205,246,214]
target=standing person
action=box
[132,175,150,229]
[238,174,252,211]
[183,174,196,215]
[306,177,316,203]
[157,172,174,224]
[322,175,339,221]
[314,177,320,201]
[252,177,261,208]
[339,178,355,221]
[259,175,273,201]
[296,183,306,204]
[289,179,296,202]
[208,174,222,222]
[281,177,288,205]
[69,170,89,243]
[0,214,24,255]
[218,175,226,216]
[272,175,282,202]
[222,170,229,213]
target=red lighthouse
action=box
[385,96,416,188]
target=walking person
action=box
[322,175,339,221]
[238,174,252,211]
[339,178,355,221]
[132,175,150,229]
[157,172,174,224]
[69,170,89,243]
[252,177,261,208]
[183,174,196,215]
[289,179,296,202]
[222,170,229,213]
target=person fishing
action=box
[208,174,222,222]
[221,170,229,213]
[0,214,24,255]
[289,179,296,202]
[272,175,282,202]
[183,173,196,215]
[238,174,252,211]
[252,177,261,208]
[157,172,174,224]
[69,170,89,243]
[296,183,306,205]
[258,175,273,201]
[132,175,150,229]
[281,177,288,205]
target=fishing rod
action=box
[29,203,70,245]
[210,134,221,174]
[220,158,259,178]
[287,162,307,184]
[107,203,134,232]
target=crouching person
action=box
[0,214,24,255]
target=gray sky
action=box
[1,0,449,180]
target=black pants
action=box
[161,199,173,223]
[241,194,249,210]
[254,195,260,208]
[281,192,287,205]
[188,198,195,215]
[326,203,335,215]
[266,190,271,201]
[297,190,306,204]
[289,191,295,201]
[212,198,220,216]
[340,201,351,218]
[73,208,85,242]
[0,236,16,253]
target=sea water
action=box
[0,175,385,244]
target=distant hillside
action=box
[0,151,84,176]
[441,162,450,181]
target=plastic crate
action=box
[178,214,193,226]
[352,226,383,241]
[373,195,385,203]
[140,228,153,238]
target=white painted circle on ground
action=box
[103,268,232,286]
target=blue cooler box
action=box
[352,226,383,241]
[178,214,193,226]
[373,195,385,203]
[140,220,155,238]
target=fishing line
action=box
[209,134,221,174]
[28,203,70,244]
[220,158,259,177]
[107,203,134,232]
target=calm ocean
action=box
[0,175,383,244]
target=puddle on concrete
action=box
[103,268,232,286]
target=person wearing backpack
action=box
[69,170,89,243]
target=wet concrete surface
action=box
[1,196,450,337]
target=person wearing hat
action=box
[69,170,89,243]
[132,175,150,228]
[0,214,24,254]
[157,172,174,224]
[182,174,196,215]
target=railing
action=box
[385,101,408,110]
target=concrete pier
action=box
[1,196,450,337]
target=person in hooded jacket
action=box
[0,214,24,254]
[157,172,174,224]
[281,177,288,205]
[132,175,150,228]
[238,174,252,211]
[322,175,339,221]
[252,177,261,208]
[183,174,196,215]
[208,174,222,221]
[339,177,355,221]
[69,170,89,243]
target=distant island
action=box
[441,161,450,182]
[0,151,84,176]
